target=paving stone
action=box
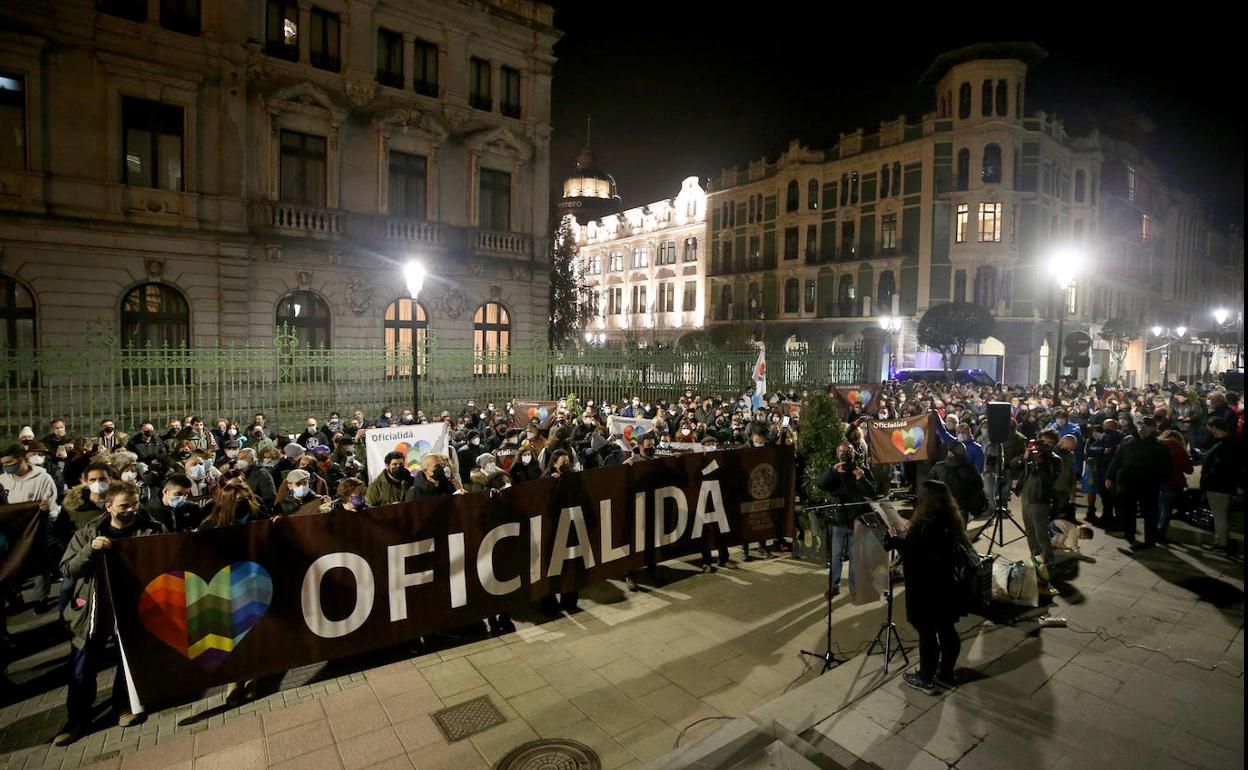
[391,715,443,753]
[191,737,266,770]
[336,726,405,770]
[269,745,343,770]
[569,688,650,736]
[507,686,585,732]
[327,701,391,743]
[264,719,334,765]
[262,699,326,736]
[193,715,263,757]
[421,659,487,698]
[475,659,546,699]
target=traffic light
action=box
[1063,331,1092,369]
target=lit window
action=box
[383,299,428,377]
[955,203,969,244]
[682,281,697,311]
[631,246,648,269]
[123,97,184,191]
[473,302,511,375]
[881,214,897,252]
[1,73,27,171]
[1127,165,1136,202]
[978,202,1001,243]
[1141,213,1151,242]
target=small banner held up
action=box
[363,423,451,481]
[607,416,656,452]
[513,400,558,430]
[0,503,44,589]
[867,413,938,464]
[779,401,805,424]
[831,384,882,418]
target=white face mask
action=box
[28,455,46,466]
[520,454,533,464]
[89,480,109,494]
[189,465,205,480]
[121,470,138,482]
[471,437,481,446]
[235,459,251,471]
[225,450,239,459]
[292,484,310,498]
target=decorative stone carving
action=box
[489,285,504,301]
[377,106,450,143]
[265,244,282,262]
[466,125,533,161]
[144,259,164,281]
[439,289,466,320]
[264,82,348,125]
[344,279,371,316]
[296,270,312,290]
[468,263,485,278]
[327,249,344,266]
[511,266,532,282]
[344,80,376,107]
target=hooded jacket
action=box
[61,512,166,648]
[1,464,61,521]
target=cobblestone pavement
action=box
[2,496,1241,770]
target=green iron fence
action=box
[1,328,864,437]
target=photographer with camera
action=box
[1011,428,1062,592]
[814,441,875,598]
[404,454,460,502]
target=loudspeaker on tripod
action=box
[986,402,1012,444]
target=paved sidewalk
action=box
[648,523,1245,770]
[2,502,1241,770]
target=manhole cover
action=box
[495,738,602,770]
[430,695,506,742]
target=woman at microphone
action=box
[815,441,875,598]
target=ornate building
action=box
[569,176,707,347]
[0,0,558,362]
[704,43,1242,384]
[557,124,621,226]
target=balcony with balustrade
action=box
[252,201,343,238]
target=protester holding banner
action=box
[405,455,459,501]
[55,480,166,745]
[366,452,411,507]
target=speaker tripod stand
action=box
[975,462,1025,554]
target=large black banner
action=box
[105,447,795,707]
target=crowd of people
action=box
[0,373,1241,740]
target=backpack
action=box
[952,541,992,612]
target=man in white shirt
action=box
[2,443,62,607]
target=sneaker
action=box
[52,725,84,746]
[625,575,640,592]
[934,673,957,689]
[224,683,245,706]
[117,711,146,728]
[901,672,939,696]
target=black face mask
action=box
[103,426,115,434]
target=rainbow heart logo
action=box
[890,427,925,456]
[846,389,873,405]
[139,562,272,670]
[395,440,433,472]
[622,423,648,442]
[527,406,550,423]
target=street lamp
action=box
[404,261,425,416]
[879,315,903,379]
[1047,248,1082,387]
[1151,325,1187,386]
[1212,307,1243,371]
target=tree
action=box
[797,392,846,504]
[547,216,593,349]
[1098,317,1139,384]
[916,302,996,380]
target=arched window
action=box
[122,283,190,349]
[958,82,971,119]
[981,144,1002,184]
[807,179,819,209]
[785,180,799,212]
[473,302,511,375]
[1,274,36,355]
[719,285,733,321]
[837,275,855,317]
[974,266,998,309]
[995,79,1009,117]
[784,278,799,313]
[384,298,428,377]
[956,148,970,191]
[981,80,993,117]
[876,271,895,314]
[276,290,330,349]
[1074,169,1086,203]
[121,282,190,385]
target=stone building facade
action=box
[568,176,707,347]
[0,0,558,362]
[702,44,1243,385]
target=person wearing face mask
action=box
[400,409,417,425]
[278,468,331,514]
[511,443,542,482]
[124,423,163,465]
[233,448,276,508]
[541,449,574,478]
[404,454,459,502]
[814,442,876,597]
[375,408,396,428]
[458,430,485,474]
[40,418,71,454]
[624,435,657,466]
[467,453,503,492]
[298,419,329,450]
[326,478,368,514]
[93,419,127,452]
[2,444,64,610]
[183,453,219,500]
[54,480,165,745]
[305,445,346,497]
[1011,429,1063,591]
[62,463,117,530]
[1045,409,1084,480]
[22,442,66,501]
[144,475,198,532]
[366,451,412,507]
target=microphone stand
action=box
[866,545,909,673]
[976,447,1025,554]
[799,499,874,674]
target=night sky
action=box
[545,8,1243,229]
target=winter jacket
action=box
[244,464,278,507]
[61,513,166,648]
[1106,434,1171,493]
[889,520,964,626]
[1200,435,1241,495]
[932,455,985,516]
[365,472,410,508]
[94,431,129,452]
[62,485,106,530]
[814,461,875,527]
[404,471,456,502]
[1161,438,1193,488]
[1011,447,1062,506]
[1086,430,1123,472]
[126,436,164,464]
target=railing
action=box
[473,229,532,258]
[382,217,441,245]
[267,203,342,235]
[0,330,864,436]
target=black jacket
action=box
[931,455,983,516]
[126,436,164,464]
[1200,435,1240,494]
[890,521,963,626]
[404,471,456,502]
[143,495,205,533]
[1011,447,1062,505]
[1106,434,1171,492]
[815,461,874,527]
